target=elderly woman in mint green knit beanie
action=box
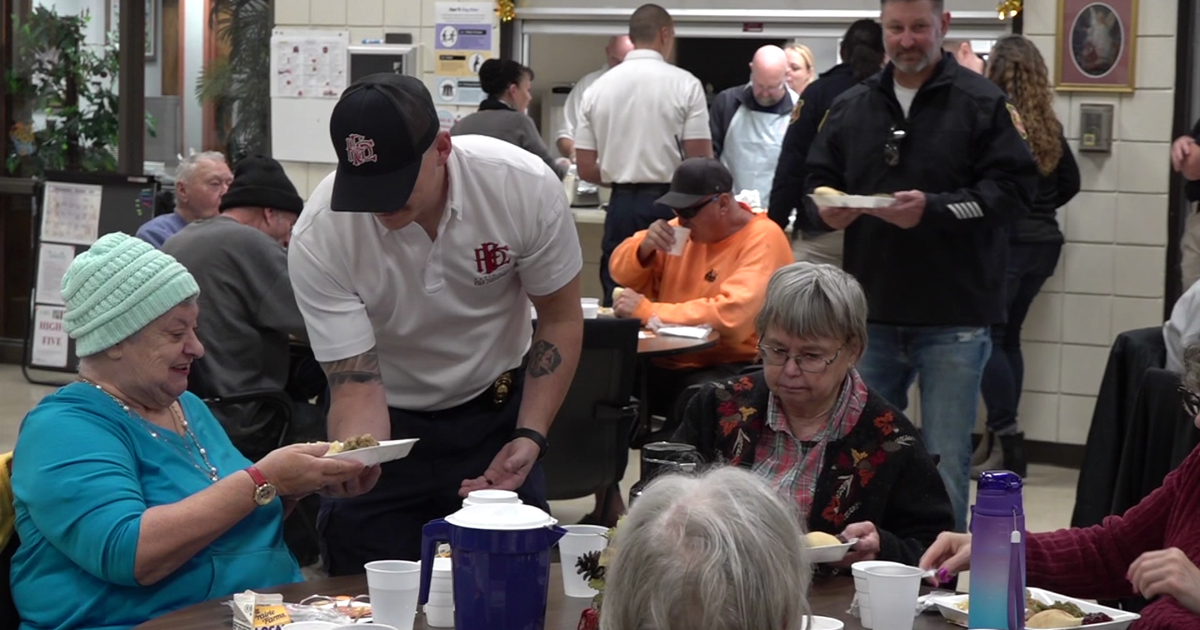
[9,232,378,630]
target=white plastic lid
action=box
[445,503,557,531]
[466,489,520,504]
[433,557,452,573]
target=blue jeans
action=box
[600,185,673,306]
[858,324,992,532]
[979,242,1062,436]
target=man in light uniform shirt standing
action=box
[555,35,634,162]
[288,74,584,572]
[575,3,712,306]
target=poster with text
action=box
[41,182,102,246]
[31,306,69,368]
[434,2,494,105]
[35,243,75,306]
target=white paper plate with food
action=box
[803,531,859,564]
[808,193,895,209]
[928,588,1139,629]
[324,436,419,466]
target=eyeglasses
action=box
[884,124,907,167]
[757,340,844,374]
[1181,386,1200,418]
[673,195,720,220]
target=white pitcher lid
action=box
[465,489,520,504]
[446,503,557,531]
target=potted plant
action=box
[197,0,271,161]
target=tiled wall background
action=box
[1013,0,1175,445]
[272,0,1179,447]
[274,0,448,197]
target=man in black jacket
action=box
[802,0,1038,531]
[770,19,884,266]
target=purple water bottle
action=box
[967,471,1026,630]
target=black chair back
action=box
[186,358,294,462]
[0,532,18,626]
[542,318,640,501]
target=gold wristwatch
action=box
[245,466,277,506]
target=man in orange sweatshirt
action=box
[610,157,793,417]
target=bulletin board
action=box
[23,172,159,384]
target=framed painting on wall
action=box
[1056,0,1138,92]
[107,0,157,61]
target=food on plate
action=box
[1028,597,1086,619]
[598,307,614,317]
[612,287,624,303]
[803,531,844,547]
[1026,609,1083,628]
[813,186,845,197]
[325,434,380,455]
[1081,613,1113,624]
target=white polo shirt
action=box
[555,65,606,142]
[575,49,710,184]
[288,135,583,411]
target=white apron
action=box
[720,104,790,202]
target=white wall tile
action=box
[384,0,423,27]
[347,0,384,26]
[1111,297,1164,337]
[1064,192,1116,243]
[1115,193,1169,246]
[279,161,310,199]
[1058,394,1098,445]
[1043,266,1065,293]
[1139,0,1179,36]
[1022,342,1062,393]
[423,0,438,30]
[1117,90,1175,142]
[310,0,348,25]
[1077,149,1119,192]
[1135,37,1177,90]
[420,27,437,75]
[1018,392,1059,443]
[1055,95,1074,138]
[1061,294,1113,346]
[1114,245,1166,297]
[1118,142,1171,194]
[1022,291,1063,343]
[306,164,336,197]
[275,0,310,25]
[1062,243,1115,294]
[1060,344,1110,396]
[1022,0,1056,36]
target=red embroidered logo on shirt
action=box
[474,242,511,275]
[345,134,378,167]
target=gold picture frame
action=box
[1055,0,1138,93]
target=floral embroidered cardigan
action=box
[672,371,955,566]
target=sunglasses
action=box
[673,194,720,220]
[884,124,907,167]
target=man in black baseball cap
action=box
[328,72,440,214]
[288,72,586,573]
[606,156,792,454]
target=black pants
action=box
[319,374,547,575]
[601,184,673,306]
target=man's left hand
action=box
[460,437,540,497]
[614,288,645,318]
[831,521,882,567]
[1128,548,1200,615]
[870,190,926,229]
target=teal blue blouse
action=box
[11,383,302,630]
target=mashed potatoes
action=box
[804,531,844,547]
[813,186,845,197]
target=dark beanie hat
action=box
[219,155,304,214]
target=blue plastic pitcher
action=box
[419,503,567,630]
[968,471,1026,630]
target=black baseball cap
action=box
[329,73,439,213]
[655,157,734,209]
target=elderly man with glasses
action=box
[673,262,953,567]
[708,45,794,204]
[609,157,792,427]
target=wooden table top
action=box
[132,567,950,630]
[636,329,719,358]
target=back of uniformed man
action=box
[575,3,712,306]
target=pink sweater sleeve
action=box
[1026,448,1200,602]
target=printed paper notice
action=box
[31,306,69,368]
[41,182,102,246]
[434,2,494,105]
[35,243,75,306]
[273,33,348,98]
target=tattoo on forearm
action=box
[527,340,562,378]
[320,348,383,387]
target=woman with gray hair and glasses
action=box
[600,466,811,630]
[674,262,953,566]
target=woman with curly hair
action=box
[974,35,1080,478]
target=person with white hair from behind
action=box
[137,151,233,248]
[600,466,812,630]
